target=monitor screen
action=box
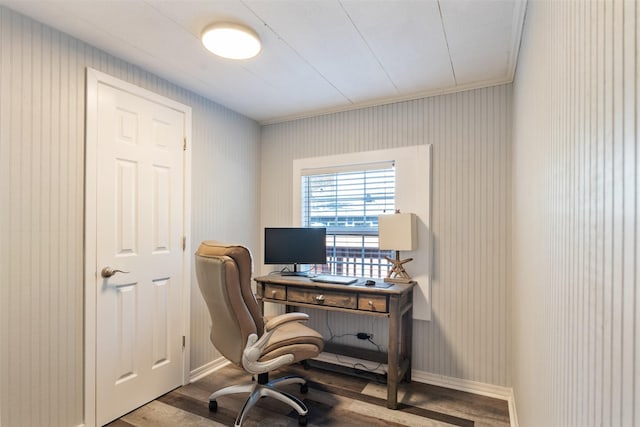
[264,227,327,273]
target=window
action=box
[293,145,432,320]
[301,162,395,278]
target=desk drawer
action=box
[288,288,357,309]
[264,284,286,300]
[358,294,388,313]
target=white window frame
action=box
[293,145,432,321]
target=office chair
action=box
[195,241,324,426]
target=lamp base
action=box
[383,277,413,284]
[384,252,414,284]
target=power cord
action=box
[267,266,314,275]
[324,312,386,374]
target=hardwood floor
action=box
[108,363,510,427]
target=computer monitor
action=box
[264,227,326,276]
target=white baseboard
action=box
[411,369,511,400]
[410,370,517,427]
[189,357,230,383]
[190,354,519,427]
[314,352,518,427]
[507,390,519,427]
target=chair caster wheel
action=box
[300,383,309,394]
[208,400,218,412]
[298,414,308,425]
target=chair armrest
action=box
[264,312,309,333]
[242,312,310,373]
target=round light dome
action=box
[201,23,261,60]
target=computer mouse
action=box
[365,280,375,286]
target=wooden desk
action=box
[253,274,416,409]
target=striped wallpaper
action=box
[1,4,514,425]
[8,1,633,426]
[260,84,512,387]
[0,6,260,426]
[512,0,639,426]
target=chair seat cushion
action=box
[260,321,324,363]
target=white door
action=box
[94,81,186,425]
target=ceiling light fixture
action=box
[201,22,261,60]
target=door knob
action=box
[101,267,130,278]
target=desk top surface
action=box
[254,273,415,295]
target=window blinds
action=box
[301,164,395,234]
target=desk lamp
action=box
[378,211,417,284]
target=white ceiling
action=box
[1,0,527,124]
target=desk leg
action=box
[403,303,413,382]
[387,294,400,409]
[256,283,265,315]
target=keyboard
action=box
[310,275,358,285]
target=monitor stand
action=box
[280,264,308,276]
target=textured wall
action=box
[260,85,512,386]
[0,6,260,426]
[512,0,639,426]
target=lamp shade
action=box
[378,213,417,251]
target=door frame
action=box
[84,67,192,427]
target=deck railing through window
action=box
[314,242,393,278]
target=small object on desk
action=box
[310,275,358,285]
[365,280,376,286]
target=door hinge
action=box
[182,236,186,251]
[183,137,187,151]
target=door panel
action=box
[95,82,185,426]
[151,278,170,368]
[115,284,138,384]
[152,165,171,251]
[116,159,138,254]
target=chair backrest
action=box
[194,241,265,366]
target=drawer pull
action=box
[358,295,387,312]
[315,295,325,303]
[271,290,277,297]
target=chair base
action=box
[208,375,309,427]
